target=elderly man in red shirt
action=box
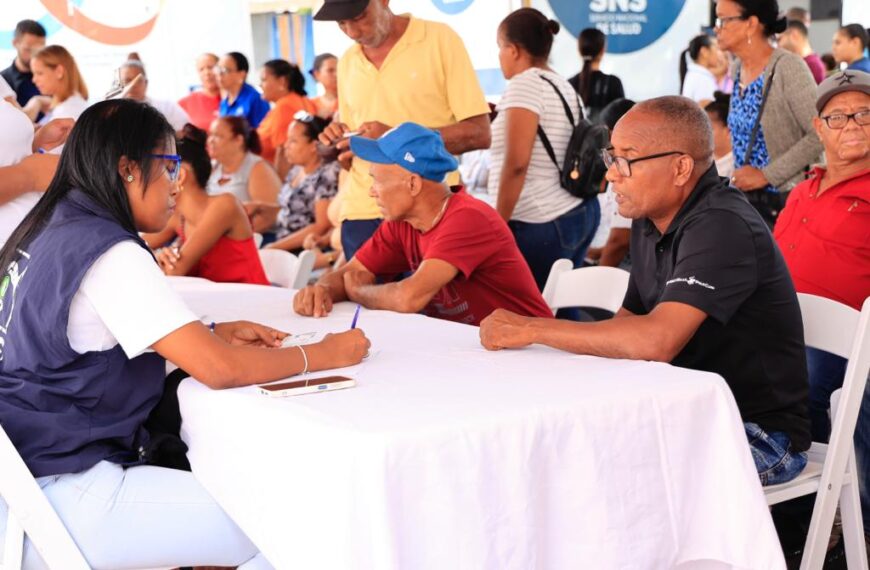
[293,122,552,326]
[773,69,870,546]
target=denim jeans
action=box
[745,422,808,486]
[805,347,870,529]
[508,198,601,292]
[341,218,382,261]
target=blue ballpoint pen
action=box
[350,305,362,329]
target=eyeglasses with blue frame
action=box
[148,154,182,182]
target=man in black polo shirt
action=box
[1,20,46,109]
[480,96,811,486]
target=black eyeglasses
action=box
[820,110,870,130]
[714,15,746,29]
[600,149,688,178]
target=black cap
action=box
[313,0,369,21]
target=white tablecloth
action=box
[172,279,785,570]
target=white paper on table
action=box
[281,331,324,347]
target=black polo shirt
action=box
[623,165,811,451]
[1,59,40,108]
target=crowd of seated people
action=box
[0,0,867,566]
[143,125,269,285]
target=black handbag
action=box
[142,368,191,471]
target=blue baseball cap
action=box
[349,123,459,183]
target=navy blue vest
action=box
[0,190,165,477]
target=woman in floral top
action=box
[246,113,339,253]
[714,0,821,226]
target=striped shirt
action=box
[489,68,584,223]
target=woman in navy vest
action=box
[0,99,369,569]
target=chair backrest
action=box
[293,250,316,289]
[259,249,313,289]
[542,260,630,314]
[799,293,870,505]
[0,423,89,569]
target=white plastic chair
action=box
[0,424,89,570]
[0,423,184,569]
[258,249,315,289]
[763,294,870,570]
[541,259,630,315]
[252,233,264,249]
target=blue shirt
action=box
[847,57,870,74]
[219,83,271,128]
[729,71,774,192]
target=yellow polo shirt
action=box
[337,16,490,221]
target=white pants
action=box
[0,460,272,569]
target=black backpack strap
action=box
[536,74,582,171]
[539,74,577,125]
[537,125,560,170]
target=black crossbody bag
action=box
[740,60,785,227]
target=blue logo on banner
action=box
[549,0,686,53]
[431,0,475,15]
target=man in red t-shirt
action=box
[293,122,552,326]
[774,70,870,311]
[773,69,870,545]
[178,53,221,131]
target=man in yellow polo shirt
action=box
[314,0,492,259]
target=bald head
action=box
[622,96,714,167]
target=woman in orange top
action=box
[257,59,316,177]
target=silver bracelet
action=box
[297,345,309,375]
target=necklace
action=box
[429,194,451,230]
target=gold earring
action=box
[178,185,184,192]
[747,35,752,46]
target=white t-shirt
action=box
[147,97,191,132]
[67,241,198,357]
[489,68,584,224]
[715,151,735,180]
[40,93,89,156]
[0,99,33,165]
[0,99,40,247]
[681,61,718,104]
[0,75,15,100]
[590,183,632,249]
[42,93,89,122]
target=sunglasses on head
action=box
[293,110,316,123]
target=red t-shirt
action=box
[354,190,553,325]
[774,166,870,310]
[178,91,221,132]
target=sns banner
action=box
[536,0,708,101]
[0,0,254,101]
[550,0,687,53]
